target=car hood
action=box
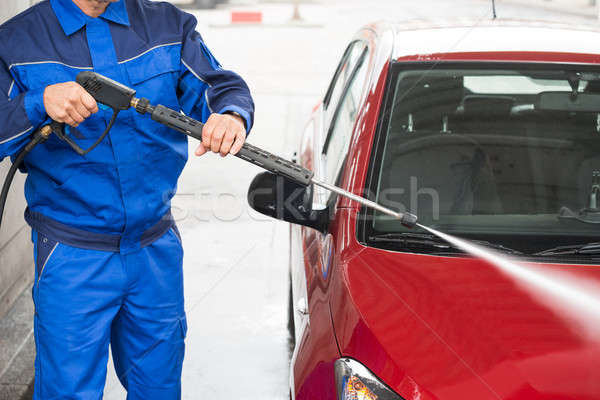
[333,248,600,400]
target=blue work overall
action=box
[0,0,254,398]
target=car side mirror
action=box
[247,172,328,233]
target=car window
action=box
[324,41,367,120]
[322,47,369,186]
[365,63,600,256]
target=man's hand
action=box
[195,113,246,157]
[43,82,99,127]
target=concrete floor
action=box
[0,0,596,399]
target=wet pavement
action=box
[0,0,595,399]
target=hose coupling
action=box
[40,125,53,138]
[131,97,151,114]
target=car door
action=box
[290,39,371,345]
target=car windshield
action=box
[367,63,600,255]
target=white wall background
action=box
[0,0,38,318]
[1,0,33,18]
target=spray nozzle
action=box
[400,212,418,228]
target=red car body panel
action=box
[290,21,600,400]
[292,225,339,400]
[331,227,600,399]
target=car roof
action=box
[380,20,600,62]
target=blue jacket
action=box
[0,0,254,253]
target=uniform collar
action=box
[50,0,130,36]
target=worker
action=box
[0,0,254,398]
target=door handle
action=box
[296,298,309,316]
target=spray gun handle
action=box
[76,71,136,111]
[149,104,315,187]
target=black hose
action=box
[0,112,118,232]
[0,131,47,231]
[81,111,118,155]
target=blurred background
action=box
[0,0,598,399]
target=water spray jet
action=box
[417,223,600,340]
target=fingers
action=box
[65,103,85,126]
[230,131,245,155]
[56,104,83,127]
[63,115,78,127]
[211,123,227,154]
[195,142,208,157]
[68,86,96,125]
[196,113,246,158]
[219,130,236,157]
[80,91,99,114]
[199,113,245,155]
[43,81,100,127]
[223,113,246,156]
[201,114,217,149]
[74,100,91,120]
[205,116,227,153]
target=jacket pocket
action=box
[123,46,189,162]
[35,232,59,281]
[123,44,181,109]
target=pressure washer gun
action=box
[75,71,418,228]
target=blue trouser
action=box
[32,227,186,399]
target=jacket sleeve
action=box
[0,56,47,160]
[177,14,255,133]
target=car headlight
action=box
[335,358,404,400]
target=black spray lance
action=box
[75,71,417,228]
[0,72,417,232]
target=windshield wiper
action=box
[367,233,521,255]
[469,240,523,255]
[368,232,457,251]
[534,242,600,256]
[558,206,600,225]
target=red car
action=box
[249,21,600,399]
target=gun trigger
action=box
[98,104,111,112]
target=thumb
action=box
[195,143,208,156]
